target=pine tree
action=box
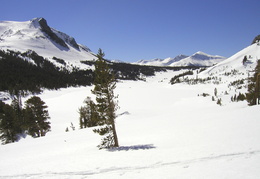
[217,98,222,106]
[243,55,248,65]
[11,96,24,135]
[91,49,119,149]
[0,101,19,144]
[79,97,98,128]
[23,96,51,137]
[247,60,260,105]
[214,88,218,97]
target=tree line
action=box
[0,96,50,144]
[0,49,93,96]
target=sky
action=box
[1,0,260,62]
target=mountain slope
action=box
[134,52,226,67]
[202,43,260,76]
[0,71,259,178]
[134,54,188,66]
[171,51,226,67]
[0,18,96,69]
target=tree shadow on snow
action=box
[107,144,156,152]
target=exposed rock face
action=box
[252,34,260,44]
[37,18,69,49]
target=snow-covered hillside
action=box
[135,54,188,66]
[1,36,260,178]
[134,52,226,67]
[202,43,260,76]
[0,18,96,69]
[0,70,259,178]
[172,51,226,67]
[0,18,260,178]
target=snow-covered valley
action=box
[0,18,260,178]
[0,69,259,178]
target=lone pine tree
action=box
[92,49,119,149]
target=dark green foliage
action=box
[214,88,218,97]
[231,93,246,102]
[201,93,210,97]
[91,49,119,149]
[229,79,245,87]
[170,71,194,84]
[82,60,200,81]
[23,96,51,137]
[0,49,93,95]
[110,62,200,81]
[70,122,75,131]
[246,60,260,105]
[52,57,66,65]
[216,98,222,106]
[110,62,161,80]
[1,49,202,98]
[79,97,98,128]
[243,56,248,65]
[93,126,114,148]
[0,96,51,144]
[237,93,246,101]
[0,95,25,144]
[252,34,260,44]
[0,101,20,144]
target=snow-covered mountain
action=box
[0,18,226,69]
[0,18,96,69]
[134,52,226,67]
[171,51,226,67]
[134,54,188,66]
[202,42,260,76]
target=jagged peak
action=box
[30,17,46,23]
[30,17,46,28]
[30,17,79,50]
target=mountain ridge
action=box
[0,18,96,69]
[1,18,227,68]
[134,51,226,67]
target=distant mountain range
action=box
[134,51,226,67]
[0,17,259,72]
[0,18,227,68]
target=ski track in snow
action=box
[1,150,260,178]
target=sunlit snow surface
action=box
[0,20,260,178]
[0,19,96,70]
[0,69,259,178]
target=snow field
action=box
[0,70,259,178]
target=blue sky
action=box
[2,0,260,62]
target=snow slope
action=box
[202,43,260,75]
[0,18,259,179]
[0,18,96,69]
[0,70,259,178]
[134,52,226,67]
[134,55,188,66]
[171,51,226,67]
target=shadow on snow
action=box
[107,144,156,152]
